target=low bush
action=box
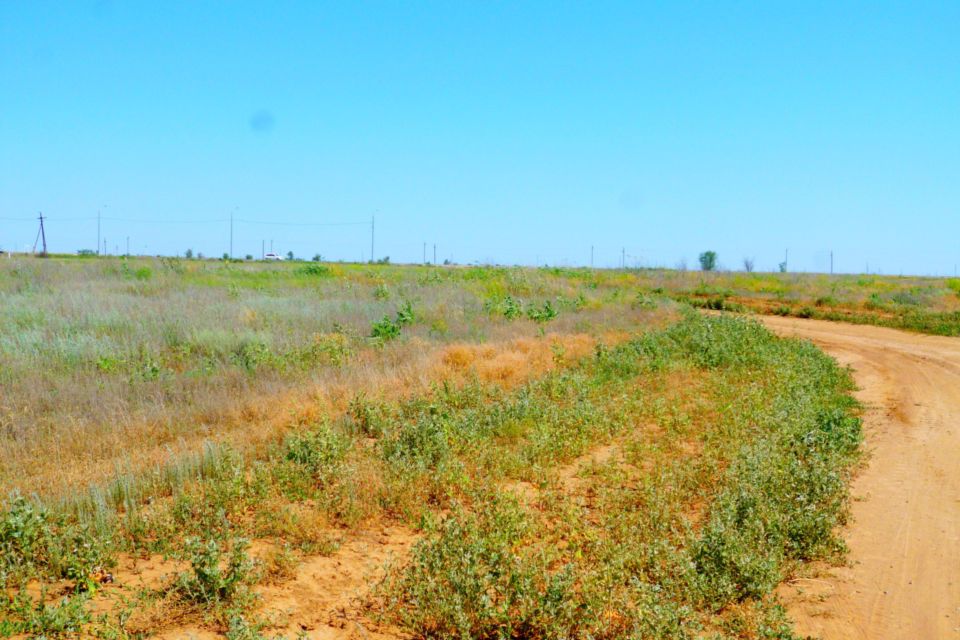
[175,536,257,608]
[297,263,331,277]
[285,424,350,486]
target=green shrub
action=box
[381,415,452,471]
[396,300,415,326]
[385,495,580,639]
[346,392,388,437]
[298,263,331,277]
[1,589,91,636]
[526,300,558,323]
[285,425,350,486]
[0,494,112,592]
[231,339,272,371]
[484,295,524,320]
[0,494,51,584]
[374,283,391,300]
[371,302,416,341]
[175,537,256,607]
[371,315,401,341]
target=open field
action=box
[0,257,647,497]
[632,268,960,336]
[0,258,868,637]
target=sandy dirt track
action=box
[760,316,960,639]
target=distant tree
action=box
[197,252,205,260]
[698,251,718,272]
[743,257,755,273]
[312,253,323,262]
[286,251,294,261]
[185,248,194,259]
[222,252,229,260]
[77,249,96,256]
[778,261,787,273]
[245,254,253,260]
[676,258,687,272]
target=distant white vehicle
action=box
[264,253,284,261]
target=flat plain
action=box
[1,257,953,638]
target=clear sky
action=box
[1,1,958,274]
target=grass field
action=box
[0,257,865,638]
[636,268,960,335]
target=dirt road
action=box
[760,316,960,639]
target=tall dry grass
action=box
[0,257,671,497]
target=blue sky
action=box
[1,2,958,273]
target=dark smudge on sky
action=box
[249,110,275,133]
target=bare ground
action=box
[761,316,960,639]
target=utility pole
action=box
[261,240,265,260]
[230,209,234,259]
[433,244,437,265]
[621,247,625,269]
[103,239,107,256]
[97,209,101,256]
[590,245,594,268]
[126,236,130,257]
[785,248,789,272]
[830,251,834,275]
[423,242,426,264]
[370,214,375,263]
[33,212,48,256]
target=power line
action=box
[0,215,97,222]
[101,216,228,224]
[235,218,368,227]
[2,215,370,226]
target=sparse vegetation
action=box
[0,257,865,638]
[642,269,960,336]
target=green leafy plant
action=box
[298,263,331,277]
[373,283,391,300]
[175,537,256,607]
[526,300,558,323]
[371,302,416,341]
[285,424,350,486]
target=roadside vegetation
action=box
[0,257,862,638]
[645,265,960,336]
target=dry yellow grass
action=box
[12,328,640,500]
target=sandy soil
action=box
[760,316,960,639]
